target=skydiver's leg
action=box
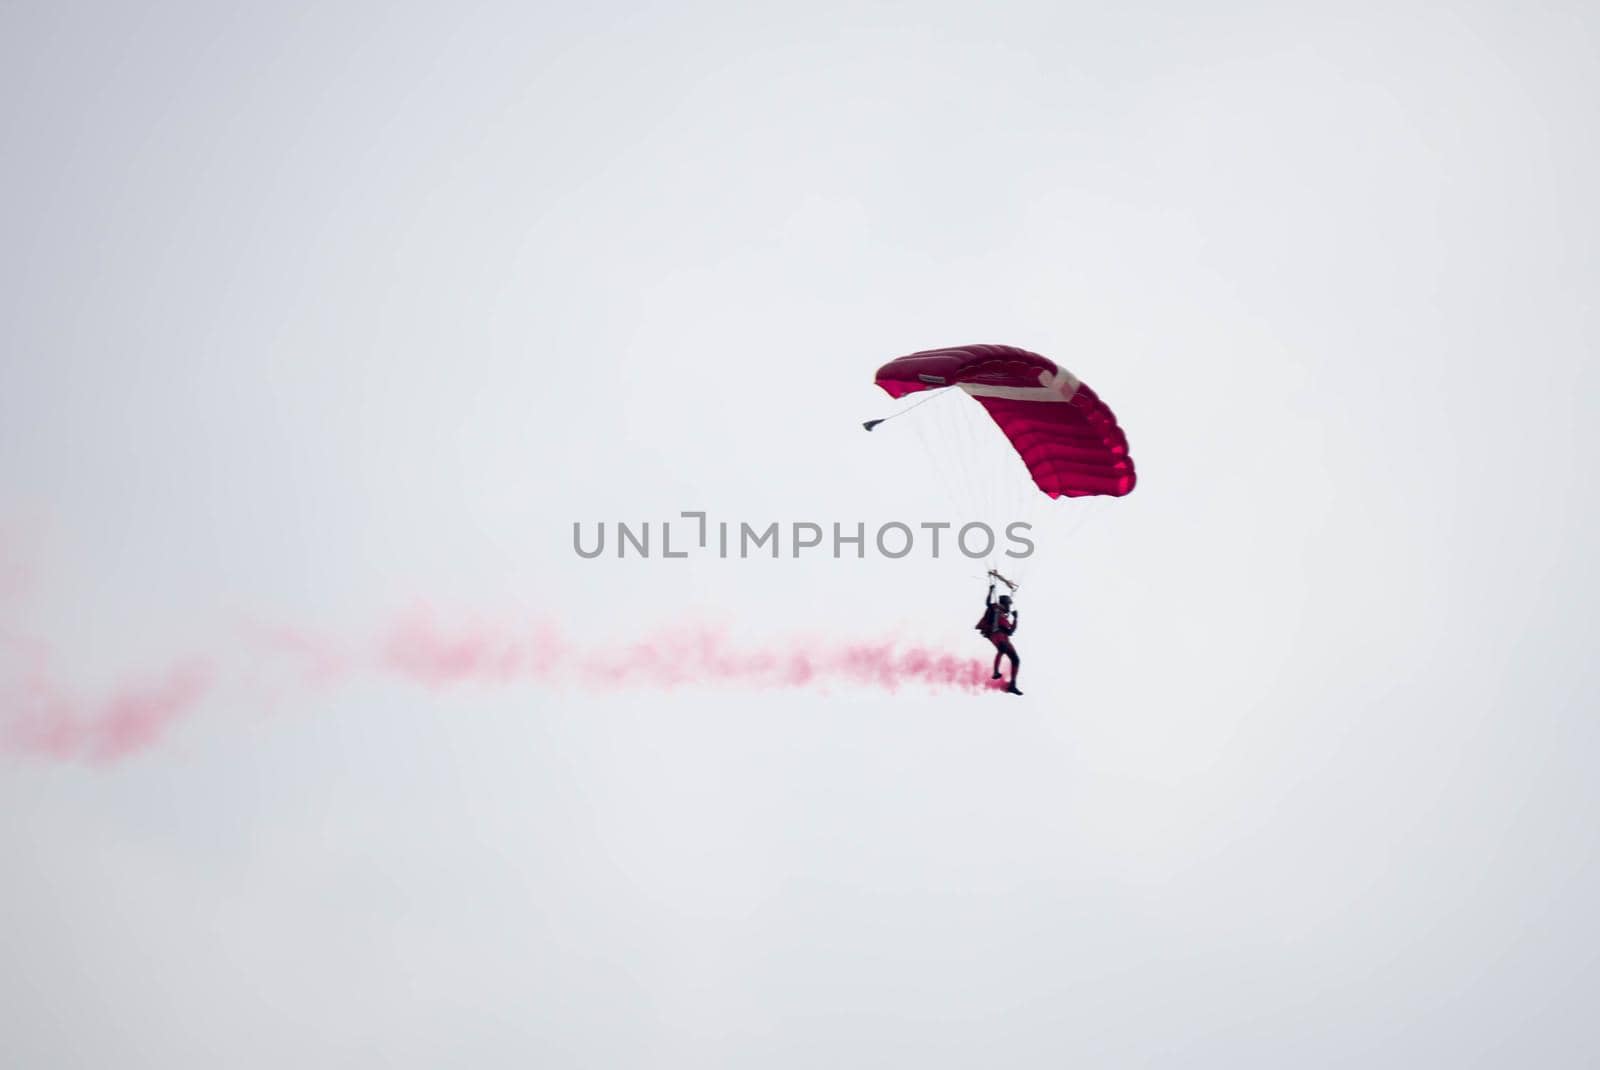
[1000,641,1021,694]
[992,643,1004,679]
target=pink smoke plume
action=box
[378,613,1005,695]
[3,613,1005,763]
[1,655,212,764]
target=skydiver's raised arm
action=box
[987,583,997,607]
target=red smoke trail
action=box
[3,613,1004,763]
[241,621,352,686]
[1,657,212,763]
[379,614,1005,695]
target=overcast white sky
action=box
[3,1,1598,1065]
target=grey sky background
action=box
[3,1,1598,1065]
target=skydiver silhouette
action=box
[976,580,1021,695]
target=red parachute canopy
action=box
[873,344,1136,498]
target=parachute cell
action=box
[873,344,1136,498]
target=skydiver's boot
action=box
[1006,683,1023,695]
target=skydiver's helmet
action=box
[998,594,1012,607]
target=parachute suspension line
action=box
[868,388,980,580]
[1060,494,1109,541]
[945,389,1007,579]
[948,391,990,568]
[912,389,1002,584]
[902,387,1001,577]
[981,405,1007,576]
[933,388,982,551]
[861,386,951,432]
[960,394,1020,580]
[910,390,965,528]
